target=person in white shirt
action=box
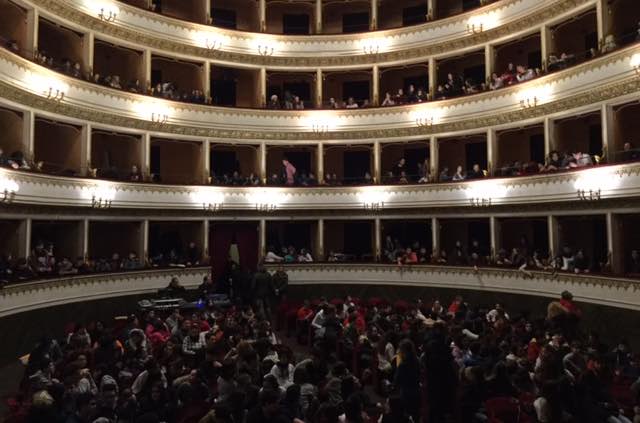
[264,246,284,263]
[298,248,313,263]
[486,304,509,323]
[269,355,295,389]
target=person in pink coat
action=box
[283,159,297,185]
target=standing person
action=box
[252,264,274,320]
[282,159,297,186]
[272,264,289,312]
[393,339,421,423]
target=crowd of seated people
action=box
[149,242,202,268]
[326,97,371,109]
[264,246,314,263]
[267,92,307,110]
[0,242,147,286]
[8,267,640,423]
[383,158,432,184]
[498,150,597,177]
[438,163,486,182]
[381,85,429,106]
[488,62,540,92]
[211,171,261,186]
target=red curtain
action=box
[210,223,259,280]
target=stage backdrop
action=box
[210,222,259,279]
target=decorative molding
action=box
[270,264,640,310]
[0,267,210,317]
[29,0,590,68]
[0,44,638,141]
[2,163,639,210]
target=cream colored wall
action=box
[211,0,259,31]
[266,2,314,34]
[0,0,28,53]
[152,139,203,184]
[496,125,543,167]
[38,19,84,67]
[34,120,82,173]
[89,221,143,259]
[322,1,369,34]
[0,107,24,155]
[94,41,145,85]
[152,56,204,92]
[378,0,427,29]
[91,132,142,172]
[159,0,207,23]
[494,34,541,73]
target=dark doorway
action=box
[343,12,369,33]
[589,124,602,156]
[283,14,310,34]
[464,64,485,85]
[285,151,312,174]
[344,150,371,182]
[210,222,259,278]
[151,69,162,85]
[529,134,545,164]
[344,222,373,259]
[283,82,311,103]
[527,50,542,69]
[462,0,481,11]
[211,150,239,177]
[343,80,370,102]
[211,8,237,29]
[404,75,429,91]
[212,79,236,106]
[403,4,427,26]
[468,221,490,250]
[465,141,488,170]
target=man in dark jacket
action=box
[252,265,273,319]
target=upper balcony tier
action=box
[10,0,616,68]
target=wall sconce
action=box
[577,189,601,201]
[415,116,434,127]
[203,202,223,212]
[256,202,277,212]
[0,178,19,203]
[520,96,538,109]
[312,123,328,134]
[45,87,65,102]
[363,44,380,55]
[204,38,222,51]
[363,201,384,212]
[469,197,492,207]
[630,54,640,75]
[98,7,117,22]
[191,190,224,212]
[257,45,274,56]
[91,196,113,209]
[467,23,483,34]
[151,113,168,124]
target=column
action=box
[203,220,210,262]
[315,0,323,34]
[204,0,212,24]
[374,218,381,261]
[431,217,439,257]
[23,218,32,259]
[484,44,494,85]
[22,110,35,161]
[259,0,267,32]
[259,142,267,183]
[259,219,267,258]
[601,103,614,162]
[373,141,381,183]
[259,67,267,107]
[547,215,559,259]
[203,61,211,102]
[607,213,623,274]
[543,117,554,156]
[27,8,39,57]
[489,216,498,260]
[202,140,211,183]
[540,25,552,72]
[317,143,324,183]
[317,219,325,260]
[370,0,378,30]
[427,0,435,20]
[141,220,149,263]
[429,136,438,180]
[487,128,497,176]
[141,133,151,180]
[80,123,91,177]
[82,219,89,259]
[428,57,437,99]
[83,31,94,75]
[596,0,609,48]
[372,65,380,106]
[315,69,323,108]
[143,49,152,91]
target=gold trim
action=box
[31,0,590,68]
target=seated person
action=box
[160,276,187,297]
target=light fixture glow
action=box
[574,167,621,196]
[193,32,226,51]
[134,102,171,124]
[412,108,443,127]
[631,54,640,75]
[518,85,552,109]
[84,184,116,209]
[359,38,391,55]
[191,189,224,211]
[28,73,69,102]
[466,12,499,34]
[304,115,334,134]
[84,1,119,22]
[0,177,19,203]
[252,190,282,212]
[465,180,507,206]
[359,188,388,212]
